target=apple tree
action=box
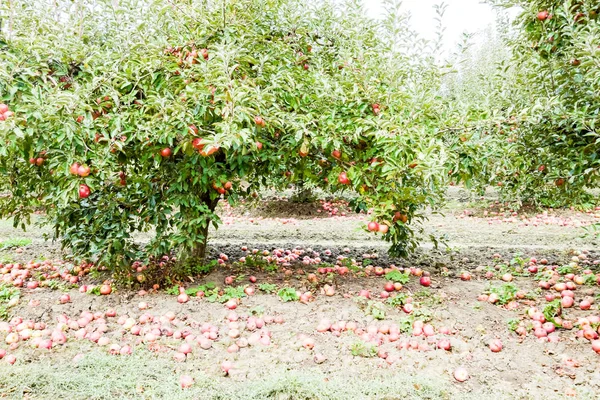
[446,0,600,208]
[0,0,450,281]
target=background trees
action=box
[448,0,600,208]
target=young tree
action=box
[0,0,450,279]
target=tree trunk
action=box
[190,192,220,265]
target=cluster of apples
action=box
[0,103,14,121]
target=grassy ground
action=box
[0,350,503,400]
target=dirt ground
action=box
[0,187,599,399]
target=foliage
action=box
[259,283,278,294]
[364,300,386,320]
[506,318,520,332]
[387,293,408,308]
[277,287,299,302]
[384,270,410,284]
[543,298,562,327]
[185,282,216,296]
[487,283,518,305]
[349,341,377,358]
[0,238,32,250]
[0,283,19,320]
[0,0,452,278]
[447,0,600,207]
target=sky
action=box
[362,0,502,49]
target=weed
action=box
[259,283,277,293]
[88,286,102,296]
[249,306,265,316]
[413,309,433,323]
[0,238,32,250]
[0,283,20,321]
[398,316,414,334]
[350,341,377,358]
[507,318,519,332]
[487,283,518,305]
[339,258,360,273]
[557,265,574,275]
[165,285,180,295]
[387,293,408,308]
[365,301,386,320]
[385,270,410,284]
[185,282,216,296]
[543,299,562,327]
[220,286,246,303]
[43,280,74,292]
[278,287,299,302]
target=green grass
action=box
[0,237,32,250]
[0,350,516,400]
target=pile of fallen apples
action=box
[0,306,285,370]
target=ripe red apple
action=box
[489,339,503,352]
[69,163,79,175]
[224,181,232,190]
[35,157,44,166]
[331,149,341,159]
[419,276,431,287]
[378,224,389,234]
[367,221,379,232]
[0,104,8,113]
[537,10,549,21]
[249,276,257,283]
[77,165,91,177]
[303,64,309,70]
[100,284,112,295]
[384,282,395,292]
[254,116,265,127]
[200,145,219,156]
[160,147,172,158]
[255,141,263,150]
[79,184,91,199]
[338,172,350,185]
[192,138,204,150]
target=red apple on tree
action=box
[160,147,172,158]
[537,10,549,21]
[192,138,204,151]
[70,163,80,175]
[331,149,341,159]
[367,221,379,232]
[254,116,265,127]
[79,184,91,199]
[338,172,350,185]
[77,165,91,177]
